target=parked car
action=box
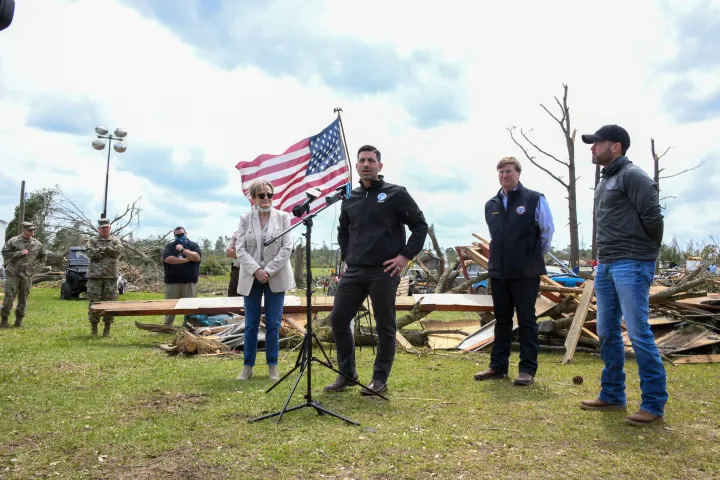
[471,265,585,294]
[451,263,486,289]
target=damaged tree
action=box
[508,84,580,268]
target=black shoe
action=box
[324,373,359,392]
[360,379,388,396]
[473,368,508,381]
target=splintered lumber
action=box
[539,285,585,294]
[92,294,495,318]
[655,325,720,354]
[562,279,596,364]
[413,294,494,312]
[134,321,178,334]
[671,354,720,364]
[396,331,415,351]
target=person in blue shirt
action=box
[475,156,554,386]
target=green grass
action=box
[0,281,718,479]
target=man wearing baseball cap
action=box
[1,221,47,327]
[579,125,667,426]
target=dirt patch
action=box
[136,390,210,413]
[55,362,92,372]
[115,390,211,425]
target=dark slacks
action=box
[489,276,540,376]
[228,265,240,297]
[330,266,400,382]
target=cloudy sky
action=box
[1,0,719,254]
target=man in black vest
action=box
[475,157,555,386]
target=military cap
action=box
[21,221,36,230]
[98,218,111,227]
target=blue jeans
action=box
[243,279,285,367]
[595,259,668,416]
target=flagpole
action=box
[333,107,353,186]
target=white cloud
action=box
[0,0,718,259]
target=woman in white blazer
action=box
[235,179,295,381]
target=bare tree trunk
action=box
[508,84,580,267]
[651,138,660,195]
[293,242,305,287]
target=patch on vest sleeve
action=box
[515,205,527,215]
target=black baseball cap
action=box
[581,125,631,152]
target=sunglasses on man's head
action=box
[256,193,274,200]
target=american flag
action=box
[236,119,351,223]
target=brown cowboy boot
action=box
[13,315,23,328]
[0,316,9,328]
[102,322,111,337]
[91,322,99,336]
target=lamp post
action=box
[92,125,128,219]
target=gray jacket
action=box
[594,157,663,263]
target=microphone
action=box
[325,183,351,204]
[292,187,322,217]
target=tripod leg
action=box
[310,401,360,426]
[311,333,335,366]
[248,403,309,423]
[276,359,308,424]
[266,336,309,393]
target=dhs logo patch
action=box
[515,205,527,215]
[377,193,387,203]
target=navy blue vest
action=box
[484,183,547,280]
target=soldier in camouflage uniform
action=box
[86,218,123,337]
[1,221,48,328]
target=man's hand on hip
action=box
[383,255,409,277]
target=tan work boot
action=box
[236,366,253,381]
[102,323,111,337]
[91,323,99,336]
[0,316,9,328]
[268,365,280,381]
[13,315,23,327]
[580,398,627,411]
[625,409,664,427]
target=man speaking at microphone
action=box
[325,145,428,396]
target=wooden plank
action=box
[92,293,492,317]
[464,247,489,269]
[414,294,494,312]
[671,354,720,364]
[395,331,415,351]
[540,285,585,294]
[459,320,497,351]
[562,279,595,364]
[427,333,468,350]
[420,319,484,331]
[581,327,599,341]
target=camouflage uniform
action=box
[1,227,47,327]
[86,230,122,336]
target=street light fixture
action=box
[92,125,128,219]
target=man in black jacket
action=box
[578,125,667,427]
[325,145,428,395]
[474,157,554,386]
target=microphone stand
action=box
[249,191,388,426]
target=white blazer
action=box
[235,208,296,296]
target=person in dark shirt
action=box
[579,124,667,427]
[324,145,428,396]
[161,226,202,326]
[474,157,554,387]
